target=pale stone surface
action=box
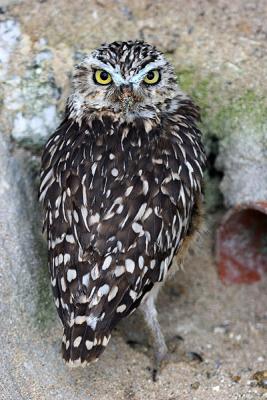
[0,19,20,79]
[218,127,267,206]
[0,23,60,147]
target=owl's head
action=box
[69,41,181,122]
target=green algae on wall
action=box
[25,157,56,331]
[4,62,60,150]
[33,210,56,331]
[177,67,267,211]
[35,257,56,330]
[178,67,267,144]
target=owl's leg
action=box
[140,284,168,381]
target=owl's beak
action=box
[120,83,133,96]
[119,83,135,113]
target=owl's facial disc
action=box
[71,41,179,121]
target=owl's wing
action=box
[39,118,152,363]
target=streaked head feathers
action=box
[69,40,180,120]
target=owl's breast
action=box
[40,114,205,267]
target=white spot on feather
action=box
[116,204,124,214]
[91,264,99,280]
[144,119,153,133]
[111,168,119,177]
[102,336,110,347]
[132,222,143,234]
[98,284,110,297]
[55,196,61,208]
[64,253,70,264]
[91,162,97,175]
[67,269,77,282]
[82,273,90,287]
[138,256,144,269]
[75,315,86,325]
[134,203,147,221]
[143,207,152,220]
[86,340,93,350]
[81,206,90,231]
[142,180,149,195]
[125,186,133,196]
[125,259,135,273]
[82,185,88,206]
[86,315,98,330]
[117,304,126,313]
[114,265,125,277]
[61,277,66,292]
[73,336,82,347]
[129,290,137,300]
[108,286,118,302]
[89,213,100,225]
[102,255,112,270]
[73,210,79,223]
[66,234,75,244]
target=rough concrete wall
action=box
[218,127,267,206]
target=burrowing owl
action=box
[39,40,206,377]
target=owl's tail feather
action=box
[62,319,111,367]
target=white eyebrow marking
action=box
[82,55,126,85]
[128,60,165,87]
[82,56,165,87]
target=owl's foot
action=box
[151,347,169,381]
[151,335,184,380]
[140,289,169,381]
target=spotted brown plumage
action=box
[39,40,206,370]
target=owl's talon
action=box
[151,350,171,380]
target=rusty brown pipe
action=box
[216,201,267,284]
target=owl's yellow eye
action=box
[143,69,160,85]
[94,69,112,85]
